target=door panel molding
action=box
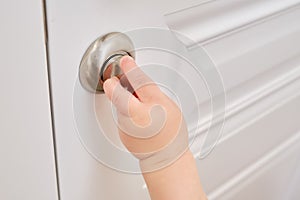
[165,1,300,150]
[165,0,300,45]
[197,92,300,193]
[189,61,300,146]
[208,129,300,200]
[166,1,300,105]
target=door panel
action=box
[0,1,58,199]
[45,0,300,199]
[212,130,300,200]
[199,91,300,194]
[45,1,203,199]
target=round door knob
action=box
[79,32,135,93]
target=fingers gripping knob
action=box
[79,32,135,93]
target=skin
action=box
[103,55,207,200]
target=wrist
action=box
[139,148,193,174]
[141,149,207,200]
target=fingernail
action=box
[103,79,111,91]
[120,55,135,67]
[104,77,118,88]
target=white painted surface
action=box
[45,0,300,199]
[212,130,300,200]
[166,0,300,45]
[0,1,58,200]
[45,1,205,200]
[199,92,300,195]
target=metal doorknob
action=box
[79,32,135,93]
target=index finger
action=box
[119,56,161,102]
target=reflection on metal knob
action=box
[79,32,135,93]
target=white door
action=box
[44,0,300,199]
[0,1,58,199]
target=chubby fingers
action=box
[103,76,141,116]
[103,76,167,139]
[119,56,161,102]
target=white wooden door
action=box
[44,0,300,199]
[0,1,58,199]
